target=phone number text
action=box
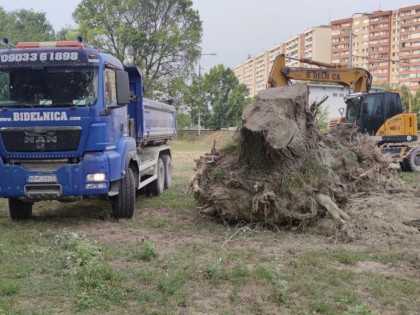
[0,52,79,63]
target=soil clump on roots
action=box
[190,84,408,239]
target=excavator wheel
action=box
[404,147,420,172]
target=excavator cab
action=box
[345,92,404,136]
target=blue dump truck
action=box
[0,39,176,220]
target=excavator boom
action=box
[267,54,372,93]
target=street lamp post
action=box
[197,53,217,136]
[349,12,372,68]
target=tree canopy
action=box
[183,65,251,129]
[204,65,250,129]
[0,6,55,42]
[73,0,202,93]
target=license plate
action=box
[28,175,57,183]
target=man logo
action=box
[24,131,57,149]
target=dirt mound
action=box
[190,84,409,239]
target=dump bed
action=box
[141,98,177,144]
[125,66,177,145]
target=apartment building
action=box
[303,27,332,62]
[331,4,420,93]
[331,11,393,86]
[233,43,285,97]
[331,15,371,68]
[369,10,393,85]
[234,4,420,96]
[399,5,420,93]
[233,26,331,96]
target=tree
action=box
[73,0,202,94]
[55,26,79,41]
[181,65,251,129]
[398,84,411,107]
[0,7,55,42]
[409,90,420,128]
[182,75,211,128]
[203,65,250,129]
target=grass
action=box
[277,159,327,194]
[0,133,419,314]
[396,170,420,187]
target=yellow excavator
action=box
[267,53,420,171]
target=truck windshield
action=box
[0,66,98,107]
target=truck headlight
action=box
[86,173,106,182]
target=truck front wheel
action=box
[9,198,33,220]
[111,168,135,219]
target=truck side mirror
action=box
[116,70,130,105]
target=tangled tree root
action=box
[190,84,398,236]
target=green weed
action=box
[277,159,327,194]
[255,265,277,281]
[76,291,96,311]
[212,168,225,182]
[153,218,167,228]
[273,283,288,304]
[310,299,334,314]
[326,269,355,286]
[231,265,251,278]
[330,248,366,265]
[346,303,375,315]
[133,242,157,262]
[52,232,125,310]
[220,140,238,153]
[204,261,222,279]
[0,283,19,296]
[337,291,358,305]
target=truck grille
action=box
[1,127,82,152]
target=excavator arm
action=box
[267,54,372,93]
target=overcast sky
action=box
[1,0,419,72]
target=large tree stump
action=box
[190,84,393,228]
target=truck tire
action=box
[161,155,173,189]
[405,147,420,172]
[149,157,165,196]
[111,168,135,219]
[9,198,33,220]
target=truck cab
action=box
[0,40,175,220]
